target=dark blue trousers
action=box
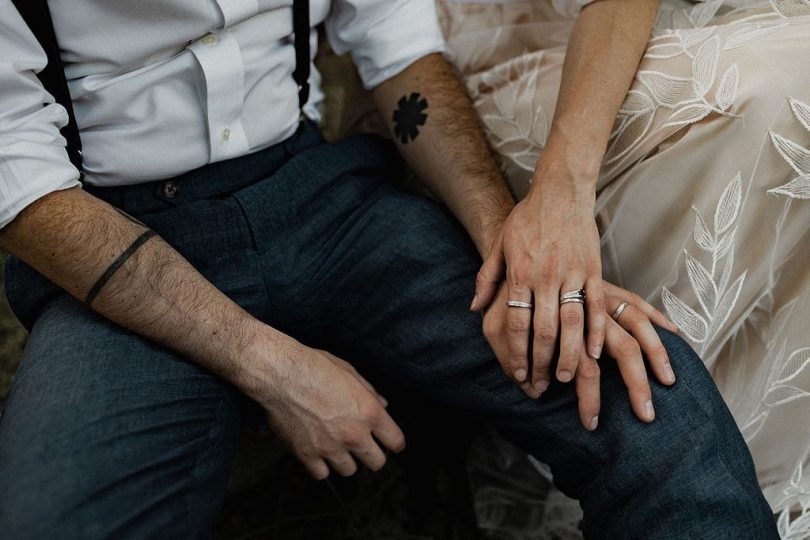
[0,122,777,538]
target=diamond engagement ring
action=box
[506,300,533,309]
[612,301,630,320]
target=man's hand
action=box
[241,336,406,479]
[0,187,405,478]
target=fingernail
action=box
[644,400,655,421]
[380,396,389,408]
[534,379,549,393]
[663,363,676,384]
[470,295,478,311]
[590,415,599,431]
[558,370,573,383]
[591,345,602,360]
[514,368,527,382]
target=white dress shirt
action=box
[0,0,445,229]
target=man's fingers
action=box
[616,304,675,386]
[585,277,606,360]
[303,457,330,480]
[350,438,388,472]
[371,410,407,453]
[505,281,532,383]
[471,236,505,311]
[605,318,655,423]
[576,351,601,431]
[531,289,558,394]
[348,363,389,407]
[326,452,358,477]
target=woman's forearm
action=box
[535,0,659,189]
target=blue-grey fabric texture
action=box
[0,122,778,538]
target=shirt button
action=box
[201,34,218,45]
[222,128,231,142]
[162,181,179,199]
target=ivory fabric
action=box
[437,0,810,536]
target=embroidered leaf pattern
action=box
[644,41,683,59]
[775,348,810,385]
[716,64,739,111]
[685,250,717,315]
[724,23,788,50]
[638,71,693,107]
[692,208,714,251]
[663,103,712,127]
[663,173,746,358]
[692,36,720,96]
[768,99,810,199]
[662,287,708,342]
[714,172,742,235]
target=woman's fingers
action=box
[584,277,606,359]
[557,281,585,383]
[604,318,655,422]
[471,235,505,311]
[575,348,601,431]
[603,282,679,333]
[614,303,675,385]
[634,296,679,333]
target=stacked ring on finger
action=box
[559,288,586,305]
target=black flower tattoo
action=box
[392,93,428,144]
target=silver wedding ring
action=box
[559,288,586,306]
[612,301,630,321]
[506,300,533,309]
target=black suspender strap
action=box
[292,0,311,110]
[11,0,84,174]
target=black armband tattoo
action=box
[392,92,428,144]
[84,230,156,306]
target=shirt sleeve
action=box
[324,0,447,89]
[0,1,81,230]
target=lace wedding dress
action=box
[436,0,810,537]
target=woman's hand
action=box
[481,278,679,430]
[472,174,606,394]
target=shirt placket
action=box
[187,0,259,162]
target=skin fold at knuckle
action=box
[561,308,583,327]
[618,334,641,357]
[580,360,601,381]
[507,316,530,334]
[536,324,556,344]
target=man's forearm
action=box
[0,187,283,396]
[372,53,514,257]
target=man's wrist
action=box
[226,320,292,403]
[472,199,513,258]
